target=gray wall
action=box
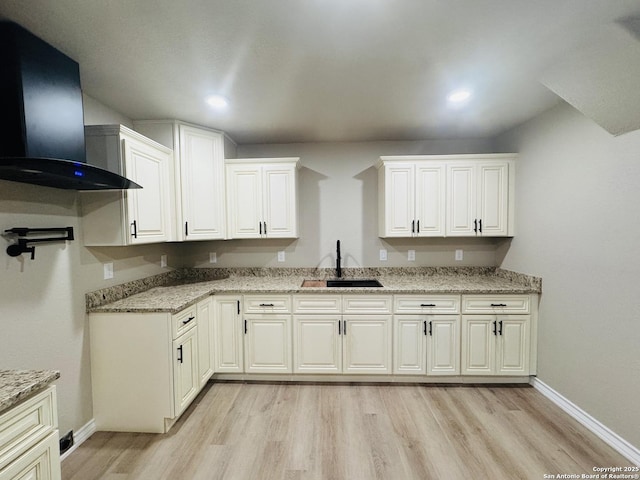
[495,102,640,448]
[183,139,508,269]
[0,96,179,436]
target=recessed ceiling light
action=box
[447,89,472,103]
[206,95,229,110]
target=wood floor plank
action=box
[62,383,634,480]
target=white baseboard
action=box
[60,418,96,462]
[530,378,640,466]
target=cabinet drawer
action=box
[342,295,392,314]
[462,295,530,314]
[0,386,57,472]
[172,306,197,338]
[293,295,341,314]
[244,295,292,314]
[393,295,460,314]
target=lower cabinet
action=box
[196,297,214,387]
[461,315,530,375]
[393,315,460,375]
[0,387,61,480]
[212,296,244,373]
[89,297,214,433]
[292,295,393,374]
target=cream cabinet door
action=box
[244,314,292,373]
[379,163,415,237]
[393,315,427,374]
[293,315,342,373]
[477,163,509,236]
[461,315,495,375]
[343,315,392,374]
[196,297,214,387]
[0,431,61,480]
[427,315,460,375]
[262,164,298,238]
[415,163,446,237]
[446,163,476,236]
[123,135,172,244]
[496,316,530,375]
[226,165,263,238]
[179,126,226,240]
[213,297,244,373]
[173,326,199,417]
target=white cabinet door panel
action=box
[415,164,445,236]
[496,316,530,375]
[461,316,495,375]
[263,165,297,238]
[293,315,342,373]
[173,326,199,417]
[343,315,392,374]
[478,163,509,236]
[226,166,262,238]
[427,316,460,375]
[447,164,476,236]
[213,297,243,373]
[245,315,292,373]
[393,316,426,374]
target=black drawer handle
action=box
[423,320,427,336]
[177,345,183,363]
[259,303,275,307]
[182,316,195,325]
[493,320,497,336]
[420,303,436,307]
[491,303,507,307]
[429,321,433,336]
[498,320,503,336]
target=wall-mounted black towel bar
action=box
[4,227,74,260]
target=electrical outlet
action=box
[209,252,217,264]
[160,254,167,268]
[103,262,113,280]
[379,249,387,261]
[408,249,416,261]
[455,249,463,261]
[277,251,286,262]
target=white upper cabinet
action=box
[378,160,445,237]
[81,125,173,246]
[226,158,299,239]
[378,154,515,238]
[134,120,233,241]
[447,158,512,237]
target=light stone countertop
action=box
[0,369,60,414]
[89,272,540,315]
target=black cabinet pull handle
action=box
[263,222,267,234]
[177,345,183,363]
[244,319,248,334]
[343,320,347,335]
[420,303,436,307]
[259,303,275,307]
[423,320,427,336]
[491,303,507,307]
[479,219,482,233]
[498,320,503,336]
[338,320,342,335]
[474,219,478,233]
[417,220,420,234]
[259,222,262,235]
[237,300,240,315]
[412,220,415,234]
[429,321,433,336]
[185,221,189,237]
[182,316,195,325]
[131,220,137,238]
[493,320,497,336]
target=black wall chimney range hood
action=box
[0,22,140,190]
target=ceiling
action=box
[1,0,640,144]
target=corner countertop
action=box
[0,369,60,415]
[88,268,541,315]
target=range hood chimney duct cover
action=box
[0,22,140,190]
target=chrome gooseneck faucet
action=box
[336,240,342,278]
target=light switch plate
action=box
[379,249,387,261]
[455,249,463,261]
[277,251,286,262]
[160,254,167,268]
[408,249,416,261]
[209,252,217,264]
[103,262,113,280]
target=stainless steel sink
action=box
[326,279,383,288]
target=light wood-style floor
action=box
[62,382,632,480]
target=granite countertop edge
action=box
[0,370,60,414]
[89,271,541,315]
